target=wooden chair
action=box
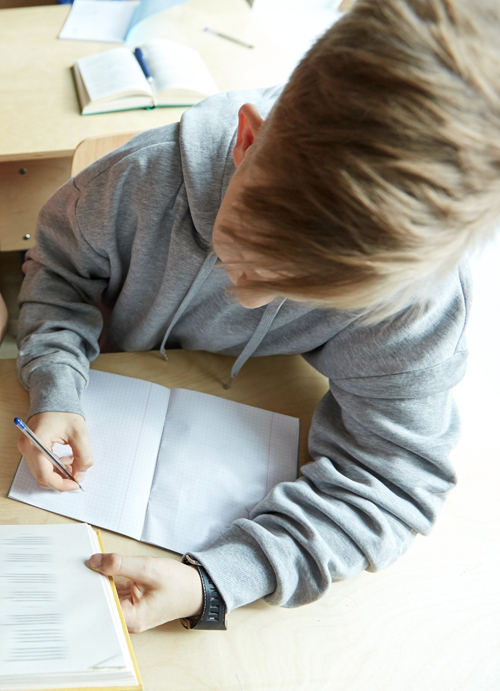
[71,132,142,177]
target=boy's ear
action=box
[233,103,264,168]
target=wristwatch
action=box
[180,557,227,630]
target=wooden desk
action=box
[0,1,291,251]
[1,350,498,691]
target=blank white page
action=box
[59,0,138,43]
[9,370,170,540]
[141,389,299,554]
[139,40,219,99]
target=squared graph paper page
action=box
[141,388,299,554]
[8,370,170,540]
[0,523,137,688]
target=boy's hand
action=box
[17,412,93,491]
[87,554,204,633]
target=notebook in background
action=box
[59,0,187,43]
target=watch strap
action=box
[180,560,227,630]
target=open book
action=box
[73,39,219,115]
[9,370,299,555]
[0,523,141,691]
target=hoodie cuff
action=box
[24,365,87,420]
[185,523,277,613]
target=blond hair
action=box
[223,0,500,319]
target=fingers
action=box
[114,580,132,600]
[86,555,205,632]
[68,425,93,480]
[87,553,158,585]
[111,579,148,632]
[88,555,157,631]
[17,412,93,491]
[17,440,71,491]
[118,595,148,634]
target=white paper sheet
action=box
[141,388,299,553]
[140,39,219,97]
[59,0,187,44]
[9,371,170,540]
[9,371,299,556]
[58,0,139,43]
[126,0,187,40]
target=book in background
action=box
[73,39,219,115]
[0,523,142,691]
[59,0,187,44]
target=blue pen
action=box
[14,418,84,491]
[134,48,153,83]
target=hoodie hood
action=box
[159,87,288,382]
[178,86,284,246]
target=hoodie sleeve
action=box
[17,125,183,419]
[17,175,109,419]
[188,268,469,612]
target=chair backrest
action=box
[71,132,141,177]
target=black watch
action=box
[180,558,227,630]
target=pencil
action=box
[204,27,254,50]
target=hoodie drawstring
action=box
[160,252,286,386]
[159,252,218,360]
[224,296,286,388]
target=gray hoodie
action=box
[17,87,469,613]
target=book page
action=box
[76,48,153,103]
[126,0,187,39]
[8,371,170,541]
[139,40,219,102]
[141,389,299,554]
[0,524,138,689]
[59,0,139,43]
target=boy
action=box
[17,0,500,632]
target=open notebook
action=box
[9,370,299,554]
[0,523,141,691]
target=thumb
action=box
[87,553,153,584]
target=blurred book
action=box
[0,523,142,691]
[73,39,219,114]
[59,0,186,43]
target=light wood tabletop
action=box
[0,0,291,251]
[0,0,290,162]
[1,349,498,691]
